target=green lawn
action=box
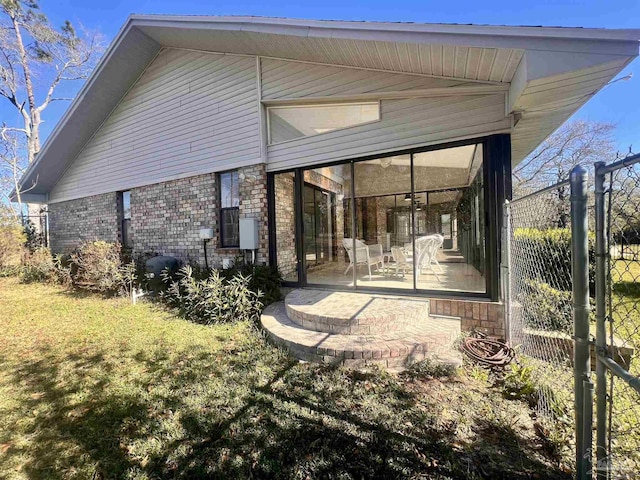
[0,278,571,480]
[609,260,640,471]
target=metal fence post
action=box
[584,377,595,473]
[593,161,608,480]
[502,200,511,344]
[570,164,592,479]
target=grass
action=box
[0,277,572,480]
[608,260,640,472]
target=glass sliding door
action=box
[353,155,413,289]
[270,139,490,295]
[303,164,353,287]
[304,183,336,268]
[413,143,486,293]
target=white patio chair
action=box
[342,238,384,280]
[414,235,442,282]
[431,234,445,273]
[390,245,412,278]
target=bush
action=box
[221,263,282,306]
[21,247,73,286]
[21,247,55,283]
[513,228,595,293]
[521,280,573,333]
[23,219,45,253]
[161,265,263,325]
[0,209,26,275]
[70,241,136,296]
[501,358,571,422]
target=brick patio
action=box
[261,289,462,370]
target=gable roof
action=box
[14,15,640,202]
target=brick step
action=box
[261,302,461,371]
[285,289,430,335]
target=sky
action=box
[5,0,640,153]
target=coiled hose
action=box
[461,331,515,367]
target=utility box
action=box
[199,228,214,240]
[239,217,259,250]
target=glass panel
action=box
[268,103,380,143]
[274,172,299,282]
[122,219,132,249]
[413,144,486,293]
[221,208,239,247]
[303,164,352,287]
[120,191,132,248]
[353,155,413,289]
[122,191,131,220]
[220,171,239,208]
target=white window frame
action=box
[266,101,381,146]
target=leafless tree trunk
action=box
[0,0,103,216]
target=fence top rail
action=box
[596,152,640,175]
[508,178,570,206]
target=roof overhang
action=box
[13,15,640,203]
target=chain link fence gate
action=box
[505,158,640,479]
[594,153,640,479]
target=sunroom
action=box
[270,137,504,298]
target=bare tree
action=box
[513,120,617,227]
[514,120,616,193]
[0,0,103,214]
[0,127,25,218]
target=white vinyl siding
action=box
[49,49,260,203]
[267,93,511,171]
[260,58,470,100]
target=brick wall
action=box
[430,298,506,339]
[48,163,269,267]
[274,172,297,280]
[131,166,269,266]
[238,164,268,265]
[49,192,119,253]
[130,173,219,264]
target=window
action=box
[119,191,132,248]
[219,171,240,248]
[268,102,380,144]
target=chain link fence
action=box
[598,154,640,477]
[505,180,575,424]
[506,157,640,478]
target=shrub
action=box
[52,254,73,286]
[70,241,136,296]
[21,247,55,283]
[521,280,573,333]
[161,265,263,325]
[0,208,26,275]
[501,358,571,422]
[502,360,537,404]
[221,263,282,306]
[513,228,595,293]
[21,248,73,287]
[23,219,45,253]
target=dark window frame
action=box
[218,170,240,248]
[118,190,132,249]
